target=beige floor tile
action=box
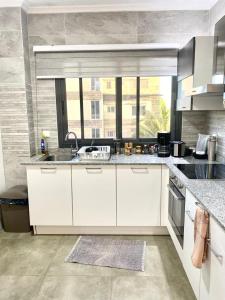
[111,276,195,300]
[0,275,41,300]
[0,236,62,276]
[36,276,111,300]
[0,234,196,300]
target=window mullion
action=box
[116,77,122,139]
[79,78,84,139]
[136,77,140,140]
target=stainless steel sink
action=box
[41,154,75,162]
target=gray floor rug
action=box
[65,236,146,271]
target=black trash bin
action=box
[0,185,31,232]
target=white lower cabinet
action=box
[181,189,225,300]
[183,190,201,299]
[72,166,116,226]
[200,217,225,300]
[161,165,169,226]
[117,165,161,226]
[27,166,72,226]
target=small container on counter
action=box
[142,144,149,154]
[124,142,132,155]
[114,139,121,155]
[135,145,142,154]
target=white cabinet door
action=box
[117,165,161,226]
[27,166,72,226]
[72,166,116,226]
[183,190,201,299]
[200,218,225,300]
[161,165,169,226]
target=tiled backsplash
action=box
[181,110,225,162]
[181,111,208,147]
[207,111,225,162]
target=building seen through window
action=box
[64,76,172,140]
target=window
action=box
[92,128,100,138]
[106,80,112,89]
[107,130,114,137]
[140,106,146,116]
[91,78,100,91]
[132,105,145,117]
[91,101,100,119]
[132,106,136,117]
[107,106,115,113]
[56,76,177,146]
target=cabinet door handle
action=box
[207,239,223,265]
[40,168,57,174]
[131,168,148,173]
[85,168,102,174]
[185,210,194,223]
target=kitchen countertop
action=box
[22,153,225,230]
[22,153,189,165]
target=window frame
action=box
[56,76,181,148]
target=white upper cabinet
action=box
[27,166,73,226]
[72,165,116,226]
[177,36,224,111]
[117,165,161,226]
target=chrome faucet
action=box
[65,132,79,155]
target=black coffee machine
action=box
[157,132,171,157]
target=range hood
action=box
[186,83,224,97]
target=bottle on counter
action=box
[208,134,217,161]
[40,132,48,155]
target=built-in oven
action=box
[168,172,186,248]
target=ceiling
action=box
[0,0,219,12]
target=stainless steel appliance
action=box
[157,132,171,157]
[175,164,225,179]
[208,135,217,161]
[170,141,185,157]
[168,171,186,247]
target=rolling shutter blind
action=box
[35,49,177,79]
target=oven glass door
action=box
[168,181,185,247]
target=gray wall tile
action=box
[0,58,25,85]
[0,7,21,31]
[65,12,138,36]
[138,11,209,36]
[28,13,65,36]
[0,31,23,57]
